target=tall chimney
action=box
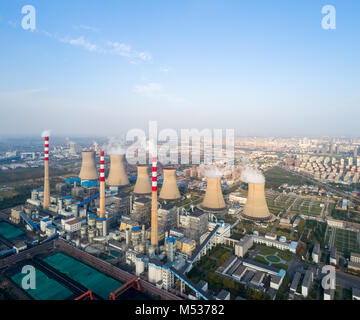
[43,136,50,209]
[133,165,151,195]
[106,154,129,186]
[99,151,106,218]
[79,151,98,181]
[151,157,158,247]
[159,168,181,200]
[242,182,271,221]
[201,177,226,211]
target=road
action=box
[336,270,360,290]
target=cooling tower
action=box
[159,168,180,200]
[79,151,98,181]
[106,154,129,186]
[242,182,271,221]
[201,177,226,211]
[133,165,151,195]
[43,136,50,210]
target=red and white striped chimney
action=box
[43,136,50,209]
[151,156,158,246]
[99,151,106,218]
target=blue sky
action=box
[0,0,359,137]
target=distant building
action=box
[270,275,283,290]
[324,288,334,300]
[312,243,321,264]
[235,235,253,258]
[216,290,230,300]
[64,218,81,233]
[301,270,313,297]
[197,280,208,292]
[290,272,301,293]
[330,247,337,265]
[353,287,360,300]
[350,252,360,264]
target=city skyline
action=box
[1,0,359,137]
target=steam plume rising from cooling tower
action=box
[240,166,265,184]
[199,164,223,178]
[105,137,126,155]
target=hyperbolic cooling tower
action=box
[242,182,271,221]
[106,154,129,186]
[159,168,180,200]
[201,177,226,211]
[79,151,98,181]
[133,165,152,195]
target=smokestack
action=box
[106,154,129,186]
[43,136,50,209]
[159,168,181,200]
[242,182,271,221]
[99,151,106,218]
[201,177,226,211]
[151,157,158,247]
[133,165,152,195]
[79,151,98,181]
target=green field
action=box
[0,221,24,239]
[265,167,312,189]
[11,268,73,300]
[266,192,296,216]
[43,253,122,299]
[255,246,292,270]
[334,229,360,256]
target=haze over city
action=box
[1,0,359,137]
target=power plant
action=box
[7,134,287,301]
[43,136,50,210]
[159,168,180,200]
[242,182,272,221]
[106,154,129,187]
[201,177,226,211]
[133,165,152,195]
[79,151,98,181]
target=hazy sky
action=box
[0,0,359,137]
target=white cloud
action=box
[73,25,100,33]
[61,36,100,52]
[0,88,48,96]
[160,67,171,73]
[133,82,188,104]
[107,41,152,62]
[134,82,163,97]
